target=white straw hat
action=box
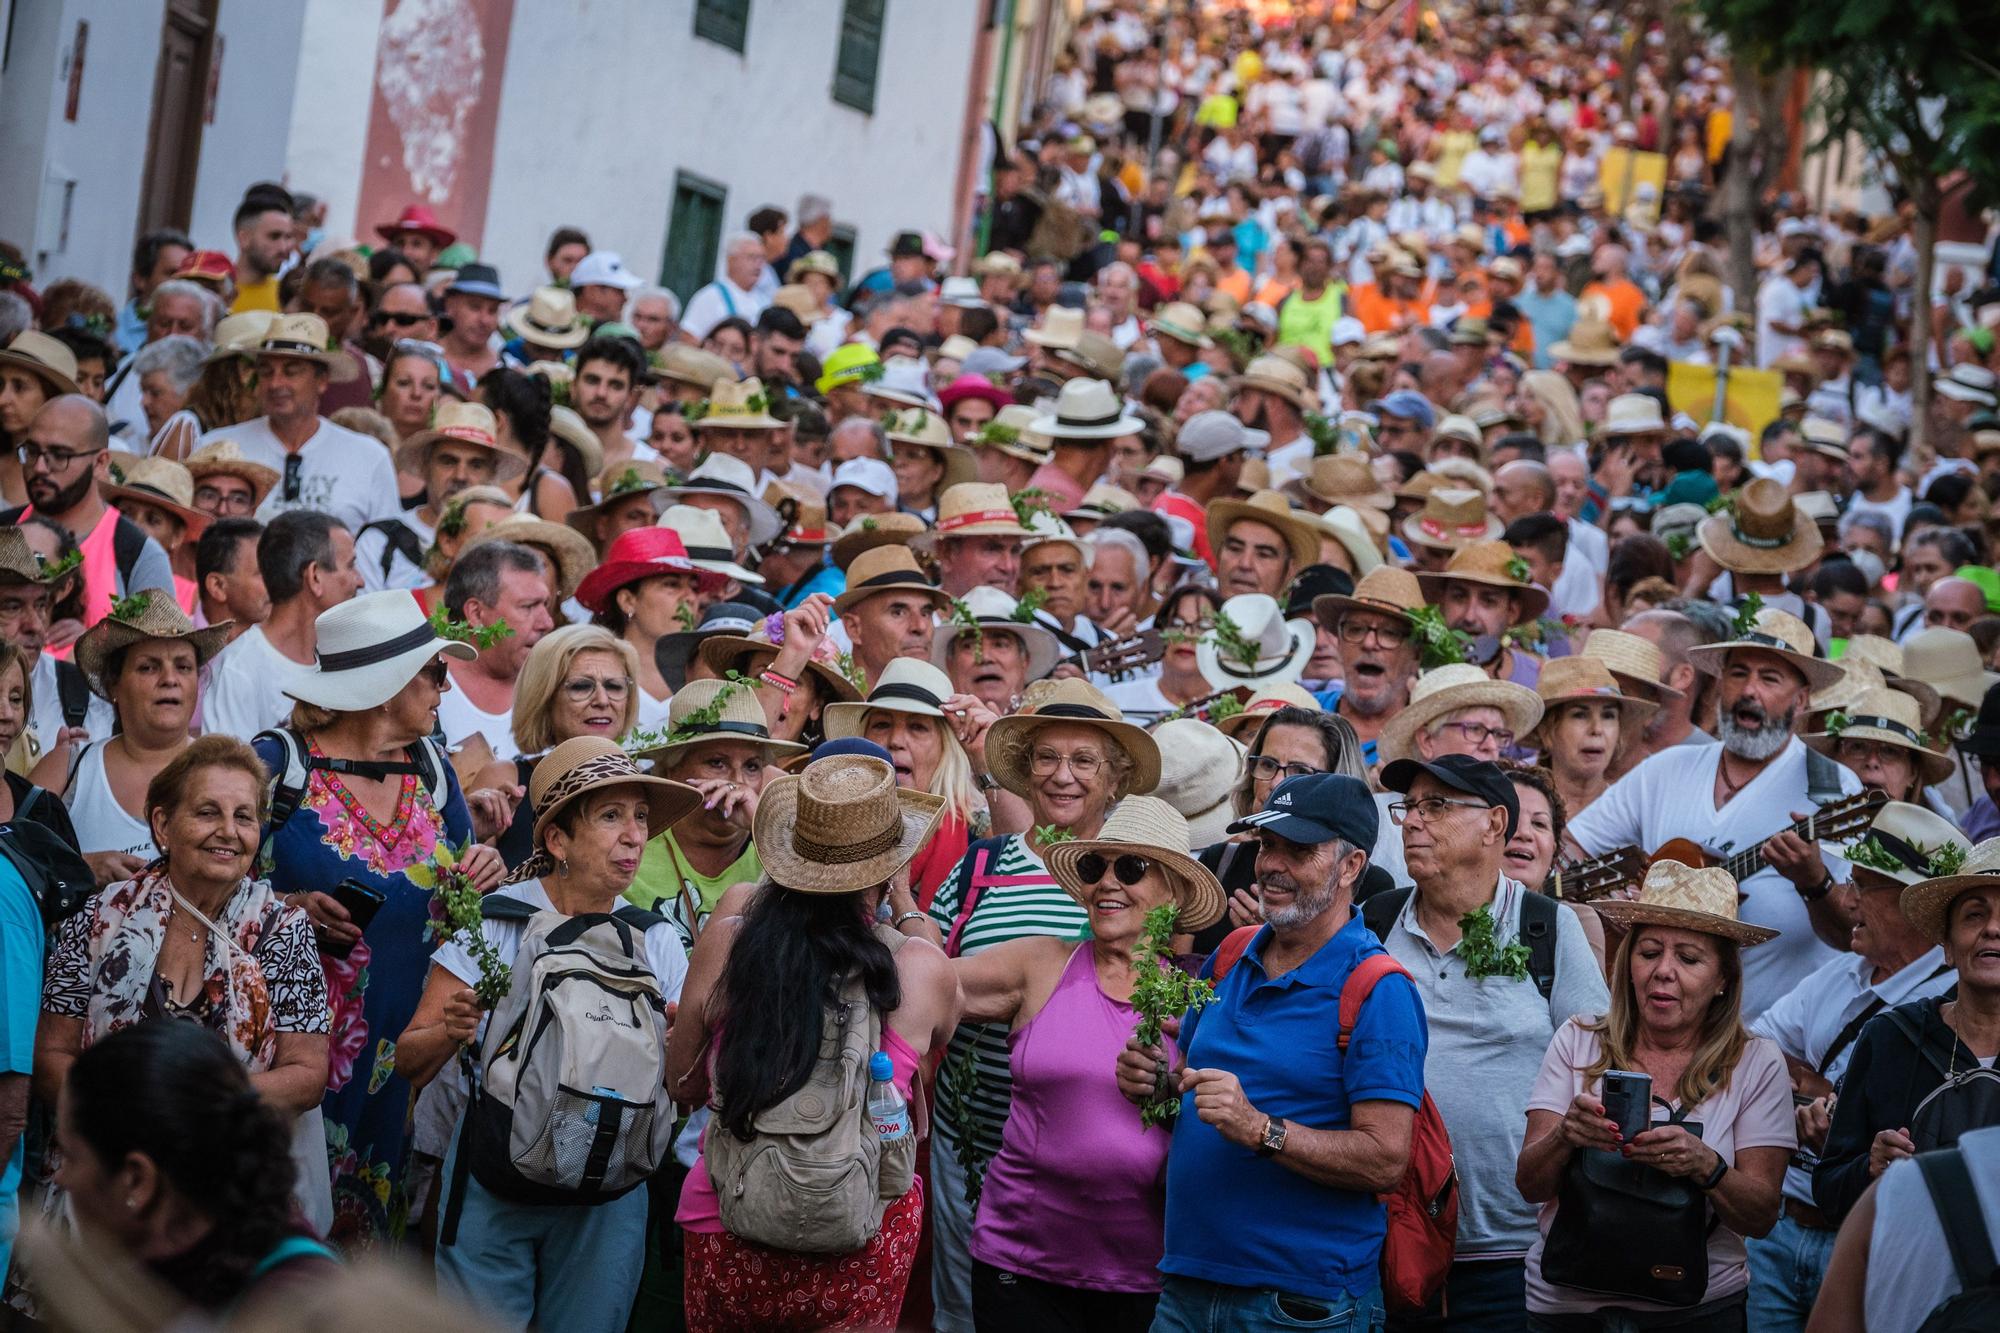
[285,590,476,712]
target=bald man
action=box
[1925,576,1988,633]
[1491,460,1556,525]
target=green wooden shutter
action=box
[662,172,728,304]
[693,0,749,53]
[832,0,884,114]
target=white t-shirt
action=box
[354,510,437,593]
[27,654,115,759]
[1101,674,1178,724]
[1844,487,1913,544]
[1755,276,1809,367]
[200,626,307,740]
[1565,737,1859,1020]
[680,279,769,342]
[197,416,403,535]
[436,681,520,762]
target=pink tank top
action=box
[969,943,1178,1293]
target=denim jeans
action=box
[1151,1275,1387,1333]
[1745,1214,1838,1333]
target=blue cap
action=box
[1368,390,1437,433]
[1228,773,1379,849]
[813,737,895,767]
[869,1051,894,1081]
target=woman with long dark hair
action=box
[668,755,959,1333]
[480,368,583,522]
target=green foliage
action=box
[950,597,987,664]
[1010,488,1055,526]
[1211,327,1257,372]
[1208,609,1261,671]
[36,548,83,582]
[674,602,699,632]
[1459,903,1531,982]
[1847,833,1966,879]
[1011,586,1048,623]
[1731,591,1765,639]
[604,466,653,498]
[1504,555,1533,585]
[1822,710,1853,737]
[417,842,512,1010]
[834,648,867,695]
[1131,903,1216,1128]
[1665,531,1694,562]
[939,1044,991,1204]
[976,422,1021,449]
[109,591,154,621]
[1407,604,1471,669]
[428,604,515,651]
[1303,410,1341,458]
[1208,692,1245,722]
[1032,823,1076,846]
[1938,706,1976,744]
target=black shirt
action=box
[1815,993,1971,1224]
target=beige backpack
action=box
[703,925,917,1254]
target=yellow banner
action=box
[1667,361,1783,446]
[1599,148,1668,222]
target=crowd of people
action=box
[1,0,1999,1330]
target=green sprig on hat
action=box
[606,466,651,498]
[1822,710,1852,738]
[36,548,83,581]
[1011,587,1048,624]
[1010,488,1055,526]
[1730,590,1764,638]
[1407,603,1472,670]
[109,591,154,621]
[1209,692,1245,722]
[1848,834,1965,880]
[428,603,515,652]
[1504,555,1533,585]
[1208,609,1260,671]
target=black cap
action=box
[890,231,926,259]
[654,601,764,690]
[1286,564,1355,621]
[1380,754,1519,838]
[1228,773,1378,849]
[1959,680,2000,759]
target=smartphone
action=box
[1600,1069,1653,1143]
[324,879,388,958]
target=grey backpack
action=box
[703,924,917,1254]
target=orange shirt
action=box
[1350,283,1428,334]
[1582,278,1646,341]
[1216,267,1253,306]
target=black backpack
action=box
[1915,1146,2000,1333]
[1886,1000,2000,1154]
[255,726,449,832]
[359,517,427,581]
[0,809,97,929]
[1361,885,1559,1002]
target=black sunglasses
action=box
[373,310,429,327]
[1075,852,1151,887]
[421,657,450,687]
[282,453,301,502]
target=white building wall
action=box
[472,0,980,296]
[282,0,388,244]
[189,1,312,252]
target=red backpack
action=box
[1212,925,1458,1315]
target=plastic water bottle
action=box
[867,1052,911,1144]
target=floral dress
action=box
[253,734,471,1252]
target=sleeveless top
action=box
[1866,1124,2000,1333]
[1276,282,1346,365]
[970,943,1178,1293]
[66,741,159,861]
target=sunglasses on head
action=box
[1075,852,1152,887]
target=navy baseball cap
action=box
[1229,772,1379,849]
[1367,390,1437,432]
[812,737,894,766]
[1380,753,1519,838]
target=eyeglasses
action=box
[562,675,633,703]
[420,657,450,688]
[16,443,102,470]
[1030,748,1105,779]
[374,311,430,328]
[1163,616,1213,635]
[1336,617,1411,648]
[194,484,256,514]
[1247,755,1323,783]
[283,453,302,502]
[1388,796,1491,825]
[1075,852,1152,886]
[1437,719,1515,748]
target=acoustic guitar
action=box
[1056,628,1166,679]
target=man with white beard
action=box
[1564,608,1862,1020]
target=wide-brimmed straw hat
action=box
[1022,306,1085,351]
[1313,564,1425,628]
[1697,478,1823,575]
[460,514,597,602]
[1377,663,1545,765]
[1903,627,2000,711]
[1844,802,1973,889]
[1293,453,1394,515]
[1029,378,1142,442]
[1600,394,1667,437]
[883,408,978,492]
[1044,796,1227,931]
[1149,720,1246,846]
[1899,835,2000,943]
[823,658,956,740]
[1402,487,1504,551]
[1548,317,1620,367]
[0,527,78,587]
[926,482,1036,542]
[73,590,232,700]
[1237,353,1320,412]
[1838,635,1941,729]
[1804,685,1955,786]
[1533,656,1658,733]
[861,356,938,410]
[505,736,702,884]
[564,461,673,545]
[1197,594,1314,692]
[0,331,82,398]
[1150,302,1214,349]
[504,286,590,351]
[972,404,1053,466]
[697,633,864,705]
[1310,506,1383,574]
[831,511,930,572]
[1580,627,1685,701]
[547,404,604,477]
[755,755,945,893]
[833,544,950,618]
[639,676,809,772]
[694,376,786,431]
[653,453,785,548]
[1686,606,1843,691]
[1417,538,1551,623]
[1213,681,1321,742]
[285,590,475,712]
[103,457,211,541]
[252,313,358,381]
[655,602,761,691]
[656,505,763,584]
[1206,489,1322,572]
[1592,860,1778,946]
[658,344,737,394]
[393,400,529,482]
[184,438,280,509]
[929,584,1062,681]
[986,677,1161,799]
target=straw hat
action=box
[764,482,830,547]
[1150,301,1214,348]
[1206,489,1322,571]
[656,505,763,584]
[658,344,738,393]
[974,404,1054,466]
[1066,483,1140,522]
[1900,836,2000,944]
[1798,416,1849,461]
[1150,719,1247,846]
[862,356,937,410]
[654,453,785,548]
[1214,681,1321,742]
[285,590,476,712]
[504,286,590,351]
[1810,657,1889,717]
[1197,593,1315,692]
[502,736,702,884]
[393,400,529,482]
[1029,378,1142,442]
[184,438,280,509]
[695,376,785,431]
[1417,538,1551,622]
[929,584,1061,682]
[1844,802,1973,888]
[0,527,78,587]
[832,544,950,617]
[1547,317,1620,367]
[0,331,81,397]
[1237,354,1320,412]
[73,590,232,700]
[1600,394,1667,437]
[1294,453,1394,514]
[1022,305,1085,350]
[548,404,604,477]
[1804,685,1956,786]
[1580,627,1685,701]
[1054,331,1126,383]
[883,408,978,492]
[1044,796,1227,931]
[460,513,598,602]
[1402,487,1504,551]
[639,676,809,771]
[1377,663,1544,765]
[831,511,930,572]
[930,482,1036,541]
[1903,628,2000,710]
[1312,506,1384,574]
[1686,606,1843,691]
[1533,656,1658,731]
[1592,860,1778,946]
[754,755,945,893]
[564,460,674,545]
[252,313,358,381]
[985,677,1162,798]
[822,657,957,742]
[1840,635,1941,729]
[103,457,211,541]
[698,633,864,705]
[574,526,706,613]
[1697,478,1823,575]
[1312,564,1425,628]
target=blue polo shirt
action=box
[1162,911,1427,1301]
[0,859,43,1276]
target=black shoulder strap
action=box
[1819,997,1890,1078]
[478,894,540,922]
[255,727,311,830]
[1520,889,1559,1003]
[1360,886,1411,941]
[361,518,426,578]
[410,736,447,799]
[1886,998,1958,1083]
[54,660,90,730]
[111,516,147,588]
[1804,746,1845,806]
[613,903,668,934]
[1917,1147,2000,1290]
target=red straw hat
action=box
[937,373,1015,415]
[375,203,458,249]
[574,527,717,613]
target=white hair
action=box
[631,285,681,321]
[797,193,833,225]
[724,231,764,258]
[147,279,222,337]
[1084,526,1147,577]
[131,334,207,394]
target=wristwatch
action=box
[1256,1115,1288,1158]
[1698,1153,1729,1191]
[1798,874,1836,903]
[975,771,1002,794]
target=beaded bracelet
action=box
[759,669,799,693]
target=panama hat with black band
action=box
[504,286,590,352]
[655,601,762,692]
[1900,835,2000,944]
[1803,685,1955,787]
[1029,377,1143,441]
[1685,605,1844,692]
[393,400,529,483]
[822,658,958,743]
[831,511,931,572]
[653,453,785,549]
[102,457,212,542]
[985,677,1161,798]
[833,545,952,619]
[1843,802,1972,891]
[929,584,1062,682]
[284,590,476,713]
[656,505,763,585]
[252,313,359,382]
[639,676,808,772]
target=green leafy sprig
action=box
[1208,692,1245,722]
[428,604,515,652]
[109,591,154,621]
[950,597,987,664]
[1032,823,1076,847]
[939,1044,991,1204]
[1822,710,1853,737]
[35,548,83,582]
[976,422,1022,448]
[834,648,867,694]
[415,842,512,1010]
[1938,706,1976,745]
[1211,326,1257,371]
[1504,555,1533,585]
[1011,586,1049,623]
[1303,410,1341,458]
[604,465,652,498]
[1407,603,1472,669]
[1847,834,1966,880]
[1459,903,1531,981]
[1131,903,1216,1128]
[1665,531,1693,561]
[1731,590,1765,638]
[1208,609,1261,671]
[674,602,700,632]
[1010,488,1055,526]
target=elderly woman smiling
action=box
[924,677,1161,1333]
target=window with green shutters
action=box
[662,172,728,304]
[693,0,749,53]
[832,0,884,114]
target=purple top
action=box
[970,943,1178,1293]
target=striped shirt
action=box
[928,835,1091,1166]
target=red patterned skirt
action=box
[683,1184,925,1332]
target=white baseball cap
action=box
[570,251,643,292]
[830,457,899,503]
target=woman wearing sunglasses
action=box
[951,796,1225,1333]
